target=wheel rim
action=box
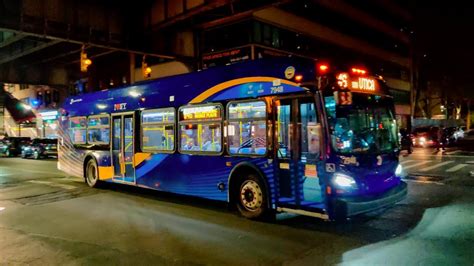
[87,162,97,185]
[240,180,263,211]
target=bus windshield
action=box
[325,93,398,154]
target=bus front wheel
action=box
[235,174,268,220]
[85,159,100,188]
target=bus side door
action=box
[274,97,323,209]
[111,113,135,183]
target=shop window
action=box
[227,101,267,156]
[142,108,175,152]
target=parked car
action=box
[0,137,32,157]
[412,126,439,147]
[457,129,474,151]
[21,138,58,159]
[399,128,414,153]
[444,126,464,146]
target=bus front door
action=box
[112,113,135,183]
[275,97,324,210]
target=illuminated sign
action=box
[352,77,375,91]
[337,73,379,93]
[337,73,349,88]
[284,66,295,79]
[181,106,221,121]
[39,110,58,121]
[334,91,352,105]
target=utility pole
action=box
[468,99,472,130]
[0,83,5,136]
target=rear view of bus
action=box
[320,67,407,219]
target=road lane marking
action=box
[405,154,474,159]
[403,161,431,170]
[27,180,77,190]
[445,150,461,155]
[446,164,468,172]
[0,168,64,176]
[403,179,445,185]
[419,161,454,171]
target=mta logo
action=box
[114,103,127,111]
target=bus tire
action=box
[235,174,268,220]
[85,159,101,188]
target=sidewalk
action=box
[340,202,474,265]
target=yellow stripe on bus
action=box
[134,152,151,167]
[98,166,114,180]
[189,77,300,104]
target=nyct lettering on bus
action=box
[58,58,407,221]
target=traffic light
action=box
[53,90,59,102]
[142,55,152,78]
[80,46,92,72]
[45,91,51,105]
[36,91,43,106]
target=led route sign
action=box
[337,73,380,93]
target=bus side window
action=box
[69,116,87,144]
[178,104,222,154]
[142,108,175,152]
[87,115,110,144]
[227,101,267,156]
[300,102,320,159]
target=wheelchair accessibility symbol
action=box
[326,163,336,172]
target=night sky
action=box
[416,2,474,89]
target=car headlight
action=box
[419,137,426,142]
[333,173,357,188]
[395,164,403,176]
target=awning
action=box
[2,92,36,123]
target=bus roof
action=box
[62,58,317,117]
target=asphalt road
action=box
[0,154,473,265]
[400,147,474,185]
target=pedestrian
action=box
[436,126,446,152]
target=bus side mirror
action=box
[308,123,322,158]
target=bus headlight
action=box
[395,164,403,176]
[333,173,356,188]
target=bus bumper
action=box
[332,181,407,218]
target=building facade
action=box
[8,0,412,128]
[2,83,67,138]
[139,0,414,128]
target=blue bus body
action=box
[58,59,407,220]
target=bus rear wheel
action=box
[85,159,100,188]
[235,174,268,220]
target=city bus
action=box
[58,58,407,220]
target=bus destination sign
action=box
[181,105,221,120]
[337,73,380,93]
